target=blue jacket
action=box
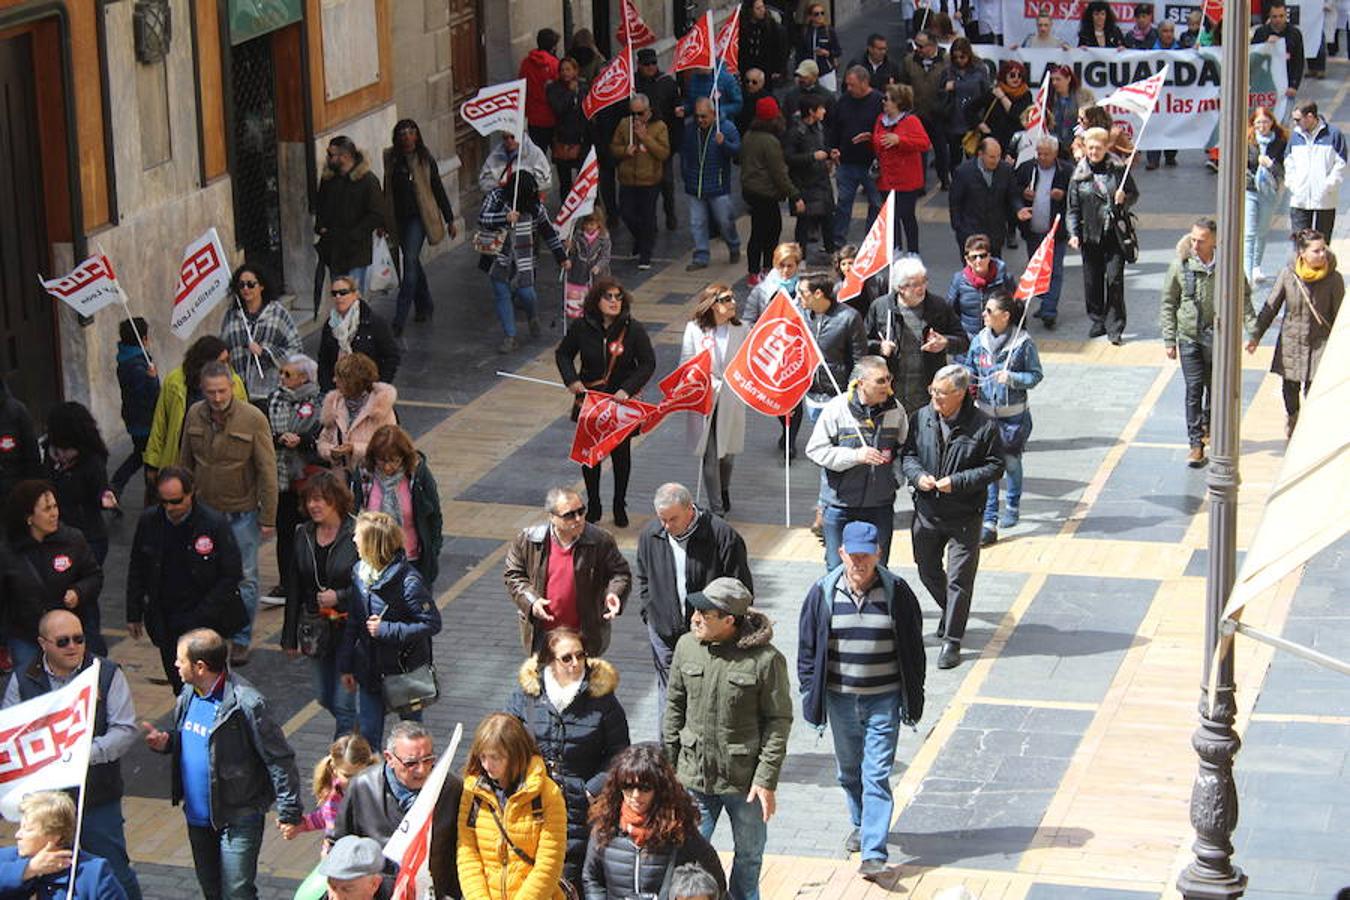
[797,565,925,729]
[682,69,743,123]
[0,848,126,899]
[965,327,1044,414]
[338,552,441,691]
[947,258,1014,338]
[116,343,159,437]
[681,119,741,198]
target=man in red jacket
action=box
[519,28,561,152]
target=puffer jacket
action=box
[458,756,568,900]
[805,301,867,399]
[582,826,726,900]
[681,120,742,199]
[351,451,443,586]
[662,610,793,795]
[314,153,387,272]
[682,70,742,123]
[0,524,102,643]
[965,327,1045,416]
[143,367,247,471]
[805,387,907,510]
[1065,157,1139,246]
[316,381,398,470]
[506,658,631,885]
[1159,234,1256,350]
[1283,117,1347,210]
[900,395,1004,525]
[1252,255,1344,382]
[336,553,441,692]
[947,259,1014,337]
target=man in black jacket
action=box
[948,136,1019,258]
[828,67,884,248]
[1252,0,1304,100]
[126,466,244,691]
[847,33,902,90]
[864,257,970,414]
[315,136,388,292]
[636,48,682,230]
[0,377,41,504]
[1014,136,1073,328]
[900,366,1003,669]
[634,482,753,707]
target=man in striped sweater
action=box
[797,521,926,879]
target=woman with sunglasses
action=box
[947,234,1014,343]
[555,278,656,527]
[267,353,324,602]
[939,38,991,182]
[317,275,401,392]
[582,742,726,900]
[680,284,748,517]
[505,627,630,893]
[798,3,842,89]
[220,263,300,403]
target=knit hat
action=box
[755,97,781,121]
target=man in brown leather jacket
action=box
[503,486,631,656]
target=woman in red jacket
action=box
[873,83,931,256]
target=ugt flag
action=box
[617,0,657,47]
[0,660,99,820]
[554,148,600,236]
[724,291,823,417]
[642,349,716,433]
[838,191,894,303]
[673,11,715,72]
[570,393,658,467]
[583,51,634,119]
[384,724,462,899]
[459,79,527,138]
[40,255,121,317]
[170,227,231,338]
[1014,216,1061,300]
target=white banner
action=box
[999,0,1324,60]
[170,227,232,338]
[978,44,1288,150]
[384,724,462,897]
[554,148,600,237]
[0,661,99,821]
[39,255,121,317]
[459,79,527,138]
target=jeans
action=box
[394,215,431,329]
[825,690,902,862]
[833,162,882,246]
[745,193,783,274]
[688,193,740,263]
[1290,207,1336,241]
[82,800,142,899]
[313,654,357,737]
[691,789,768,900]
[911,513,982,640]
[356,683,421,750]
[1080,236,1127,339]
[1178,339,1213,447]
[892,190,921,255]
[489,277,539,338]
[822,505,896,570]
[111,434,148,496]
[619,182,659,263]
[227,510,260,645]
[984,451,1025,525]
[186,813,264,900]
[1025,229,1067,320]
[649,625,677,725]
[1244,190,1278,277]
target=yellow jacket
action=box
[457,755,567,900]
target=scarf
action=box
[375,470,406,522]
[543,666,585,712]
[1295,257,1329,283]
[963,265,991,290]
[357,560,386,587]
[620,804,656,848]
[986,328,1011,356]
[1000,80,1029,99]
[344,392,367,426]
[328,303,361,355]
[49,446,78,473]
[1130,23,1151,43]
[269,380,320,482]
[880,111,903,127]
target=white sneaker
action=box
[259,594,286,608]
[1251,266,1266,285]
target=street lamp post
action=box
[1176,0,1250,896]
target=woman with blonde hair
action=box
[0,790,126,898]
[680,284,748,516]
[458,713,568,900]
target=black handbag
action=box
[381,641,439,715]
[297,608,336,658]
[1110,204,1139,264]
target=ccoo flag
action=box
[0,659,100,821]
[459,79,527,138]
[40,254,122,317]
[1100,65,1169,123]
[171,228,231,338]
[555,148,600,236]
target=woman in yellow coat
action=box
[458,713,568,900]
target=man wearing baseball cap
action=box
[320,835,388,899]
[663,577,792,900]
[797,520,925,878]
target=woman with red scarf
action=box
[947,234,1014,345]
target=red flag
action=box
[1014,216,1060,300]
[724,291,823,417]
[1202,0,1224,23]
[583,51,634,119]
[643,349,716,433]
[838,192,894,302]
[570,393,659,466]
[617,0,658,47]
[715,7,741,74]
[673,11,715,73]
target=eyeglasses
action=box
[966,252,989,260]
[160,494,188,506]
[238,280,259,289]
[394,754,438,769]
[621,782,655,793]
[810,9,825,16]
[280,370,300,379]
[983,307,1002,315]
[554,506,587,521]
[929,386,962,397]
[396,127,418,136]
[331,288,354,297]
[556,652,587,664]
[44,634,85,649]
[902,279,928,289]
[1007,72,1023,80]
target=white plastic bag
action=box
[368,234,399,293]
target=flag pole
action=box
[234,295,268,383]
[709,11,723,135]
[65,659,99,900]
[95,243,153,369]
[1001,216,1059,379]
[783,414,790,527]
[495,371,571,389]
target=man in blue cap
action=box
[797,520,925,879]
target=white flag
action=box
[1015,77,1052,169]
[384,723,463,899]
[0,660,100,821]
[170,228,231,338]
[459,80,527,138]
[1100,65,1169,124]
[554,148,600,237]
[39,255,122,317]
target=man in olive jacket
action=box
[663,577,792,900]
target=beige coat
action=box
[178,398,279,527]
[316,382,399,470]
[680,320,748,459]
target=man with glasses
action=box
[1285,101,1346,240]
[610,93,670,270]
[898,31,949,190]
[864,257,968,414]
[126,466,244,692]
[900,365,1003,669]
[3,610,142,898]
[504,486,632,656]
[332,721,461,897]
[805,357,907,567]
[681,98,743,271]
[736,68,772,134]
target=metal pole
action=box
[1177,0,1249,894]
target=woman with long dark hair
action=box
[1045,65,1095,161]
[383,118,457,334]
[220,262,300,402]
[939,38,991,181]
[582,743,726,900]
[1078,0,1125,46]
[479,170,570,353]
[43,402,114,564]
[555,278,656,527]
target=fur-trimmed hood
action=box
[321,152,372,183]
[516,655,619,698]
[733,609,775,649]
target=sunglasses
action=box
[554,506,587,521]
[331,287,354,297]
[621,782,655,792]
[967,252,989,260]
[160,494,188,506]
[44,634,85,649]
[394,754,438,768]
[603,290,624,299]
[714,294,736,305]
[556,652,587,664]
[238,280,259,289]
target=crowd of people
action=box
[0,2,1346,898]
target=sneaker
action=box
[686,260,708,272]
[259,585,286,608]
[859,859,887,879]
[230,642,251,666]
[747,272,761,287]
[728,247,741,264]
[1042,316,1057,330]
[981,525,998,546]
[498,335,518,353]
[844,828,861,853]
[1187,445,1207,468]
[637,259,652,271]
[1145,161,1160,171]
[1205,158,1220,173]
[937,640,961,669]
[528,317,542,338]
[999,506,1020,529]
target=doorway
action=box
[230,33,285,285]
[449,0,487,190]
[0,33,58,420]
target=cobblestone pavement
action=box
[14,6,1349,897]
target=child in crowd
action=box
[110,317,158,503]
[563,210,611,323]
[285,734,379,899]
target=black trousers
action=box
[660,155,677,221]
[794,213,835,254]
[582,433,633,512]
[920,116,949,186]
[1282,377,1312,418]
[556,157,582,200]
[598,160,619,225]
[1080,236,1128,339]
[911,513,983,641]
[527,125,554,155]
[1290,207,1337,241]
[275,489,303,595]
[1178,339,1212,447]
[745,194,783,274]
[619,183,659,263]
[893,189,921,255]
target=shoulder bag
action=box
[472,794,581,900]
[381,640,439,715]
[962,98,998,157]
[1110,203,1139,264]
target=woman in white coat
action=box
[680,283,747,517]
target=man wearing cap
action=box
[798,521,925,878]
[780,59,836,122]
[320,836,388,899]
[805,356,907,568]
[663,577,792,900]
[635,48,682,231]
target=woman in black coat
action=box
[42,402,114,565]
[1,480,105,669]
[555,277,656,527]
[582,743,726,900]
[317,276,401,391]
[282,471,360,738]
[1066,127,1139,345]
[506,627,630,893]
[350,425,443,586]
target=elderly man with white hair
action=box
[1013,134,1073,329]
[265,352,324,606]
[863,257,969,414]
